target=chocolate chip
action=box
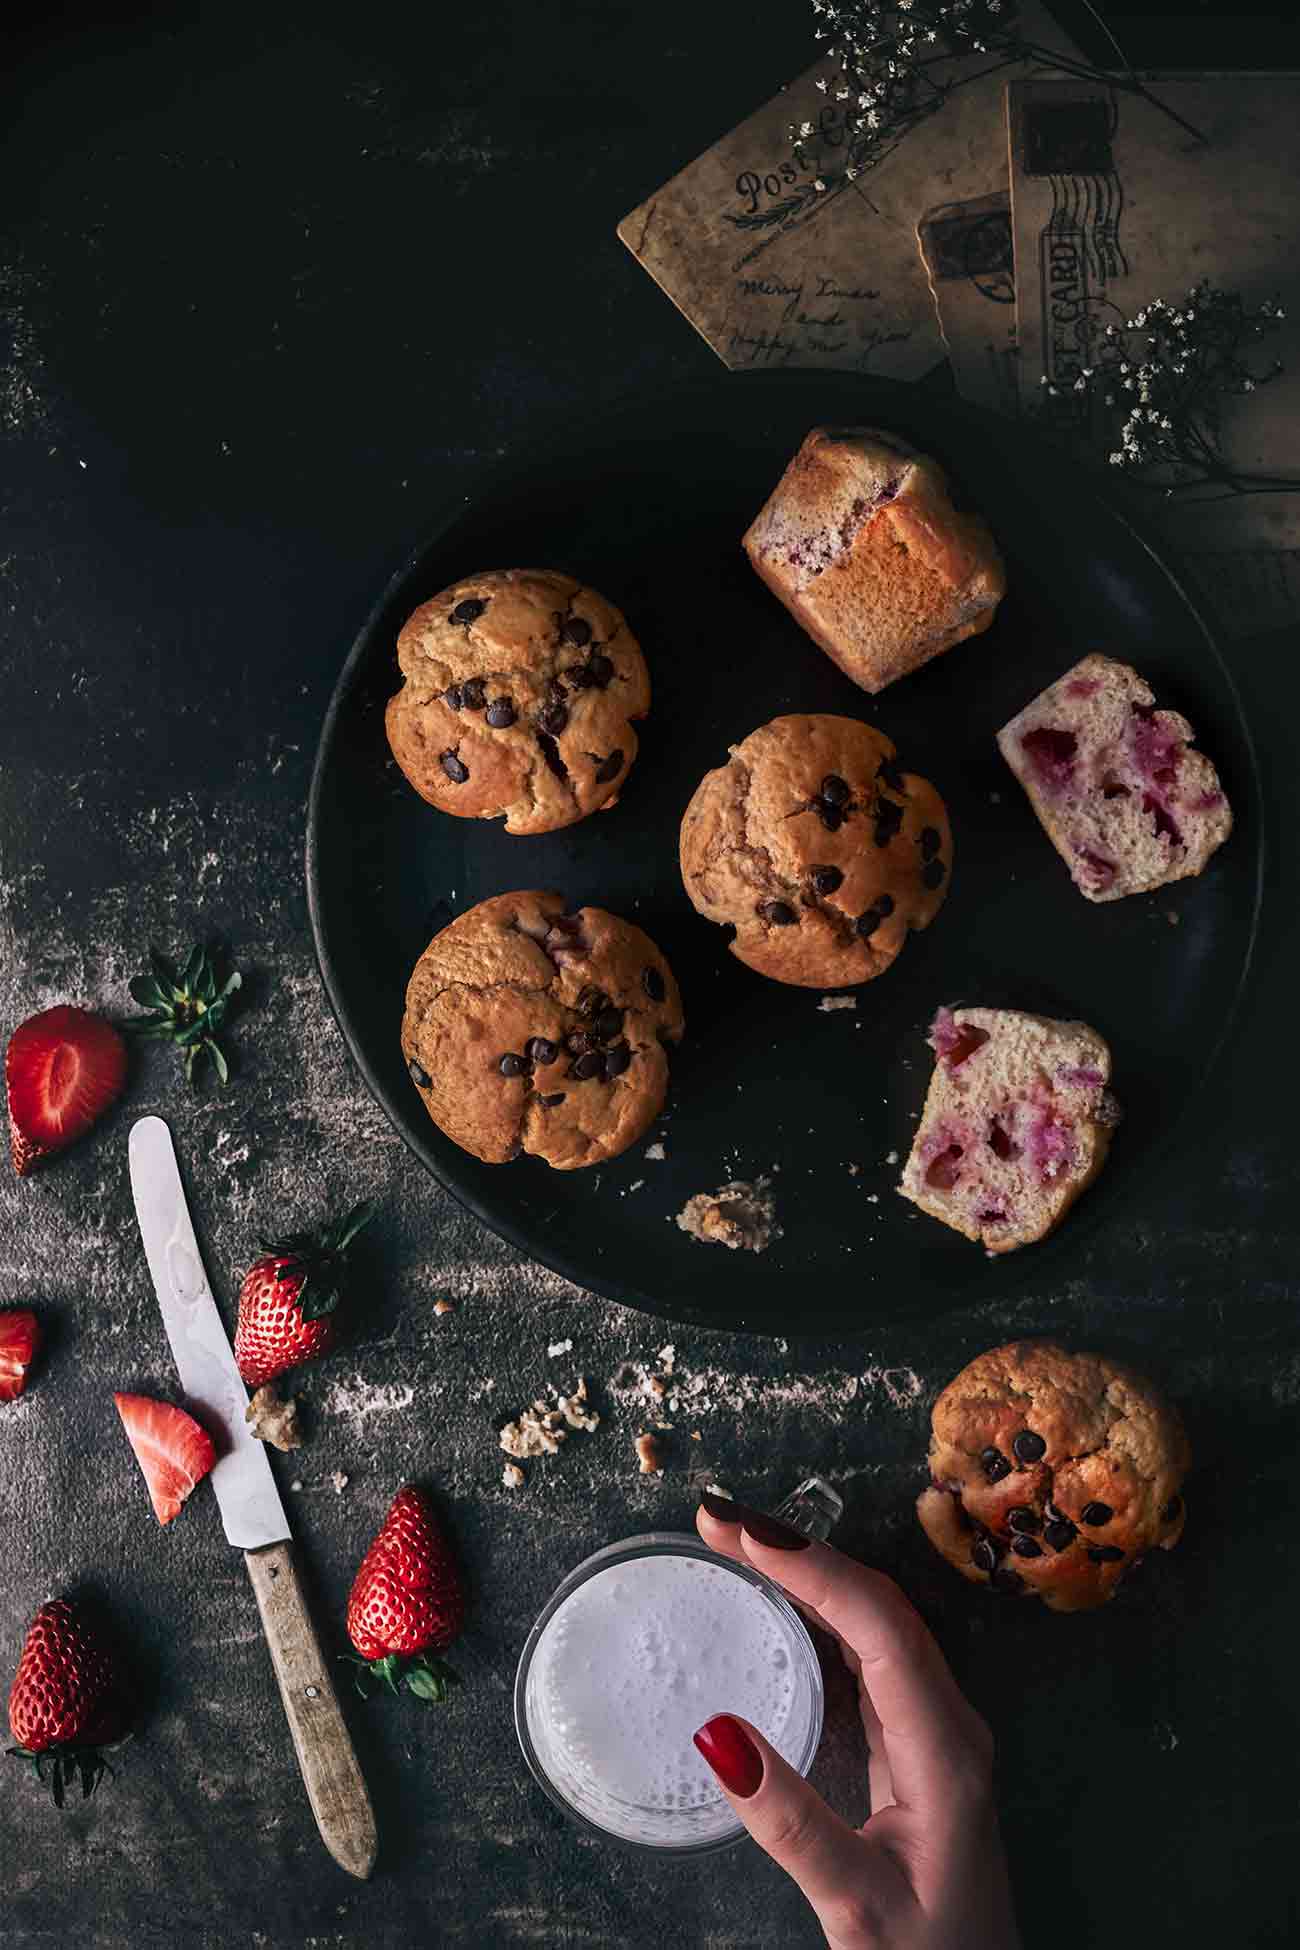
[587,653,614,687]
[594,1006,624,1042]
[877,757,905,793]
[569,1051,603,1081]
[440,751,469,783]
[460,677,486,710]
[971,1538,998,1575]
[603,1042,631,1079]
[485,698,516,728]
[642,966,666,1003]
[450,598,487,625]
[921,859,946,890]
[538,1092,566,1108]
[443,685,464,711]
[992,1567,1025,1593]
[981,1446,1012,1483]
[1044,1519,1076,1552]
[1010,1535,1043,1559]
[566,1028,599,1056]
[1087,1545,1124,1564]
[1012,1429,1046,1464]
[874,798,904,846]
[821,774,851,805]
[759,900,797,925]
[561,616,592,647]
[816,802,845,833]
[407,1057,430,1088]
[538,702,568,736]
[1162,1495,1183,1524]
[577,986,607,1017]
[811,865,844,895]
[537,731,568,780]
[498,1053,529,1078]
[1007,1507,1040,1534]
[875,894,895,917]
[1081,1501,1113,1527]
[565,663,595,689]
[920,826,942,858]
[526,1037,559,1066]
[855,908,884,938]
[594,749,624,784]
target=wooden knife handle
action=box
[245,1539,378,1880]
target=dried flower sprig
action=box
[781,0,1203,207]
[1046,282,1299,497]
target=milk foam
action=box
[525,1552,817,1845]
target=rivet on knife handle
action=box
[244,1540,378,1881]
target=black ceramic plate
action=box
[307,370,1261,1335]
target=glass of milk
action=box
[515,1515,830,1853]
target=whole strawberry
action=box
[6,1006,127,1176]
[346,1485,464,1702]
[6,1598,133,1806]
[234,1199,375,1388]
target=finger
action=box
[857,1684,896,1814]
[699,1497,897,1813]
[736,1528,990,1822]
[693,1712,904,1927]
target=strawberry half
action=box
[6,1598,134,1806]
[6,1006,127,1176]
[0,1310,41,1402]
[234,1199,375,1388]
[114,1393,217,1524]
[345,1484,464,1703]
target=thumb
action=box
[694,1714,881,1915]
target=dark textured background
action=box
[2,3,1298,1945]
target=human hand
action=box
[694,1495,1021,1950]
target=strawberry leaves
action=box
[127,943,241,1087]
[259,1200,377,1323]
[6,1743,114,1807]
[343,1650,457,1705]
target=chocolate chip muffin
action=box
[678,713,952,988]
[401,891,684,1169]
[916,1340,1190,1612]
[743,427,1006,694]
[385,570,651,836]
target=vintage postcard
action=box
[917,191,1020,415]
[618,0,1086,382]
[1008,74,1300,559]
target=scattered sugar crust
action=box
[323,1375,416,1432]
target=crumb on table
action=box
[499,1377,600,1458]
[245,1383,303,1452]
[645,1141,666,1161]
[434,1298,454,1317]
[502,1461,526,1490]
[818,995,857,1012]
[635,1431,665,1475]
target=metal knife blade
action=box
[128,1115,290,1551]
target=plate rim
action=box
[305,367,1265,1334]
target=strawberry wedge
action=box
[114,1393,217,1524]
[0,1309,41,1402]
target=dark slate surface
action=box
[1,4,1298,1946]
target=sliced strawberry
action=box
[6,1007,128,1176]
[114,1392,217,1524]
[0,1309,41,1401]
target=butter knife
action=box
[128,1114,377,1880]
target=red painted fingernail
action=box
[693,1714,764,1798]
[699,1490,745,1524]
[739,1508,810,1552]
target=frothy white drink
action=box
[523,1550,819,1846]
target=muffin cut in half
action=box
[996,653,1232,901]
[742,426,1006,694]
[898,1006,1121,1252]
